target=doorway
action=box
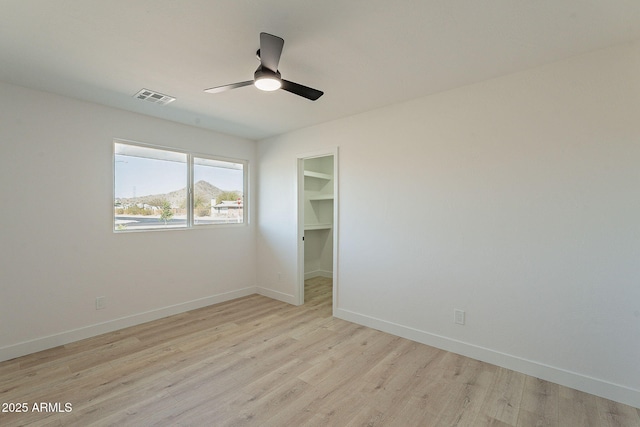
[297,148,338,311]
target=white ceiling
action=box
[2,0,640,140]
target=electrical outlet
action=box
[454,309,465,325]
[96,296,106,310]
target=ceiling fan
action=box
[204,32,324,101]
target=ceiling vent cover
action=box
[133,89,176,106]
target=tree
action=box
[193,195,210,217]
[148,198,167,209]
[159,200,174,225]
[217,191,241,203]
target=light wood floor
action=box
[1,277,638,426]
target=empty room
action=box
[1,1,639,425]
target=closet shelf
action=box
[304,170,332,181]
[308,194,334,201]
[304,224,332,231]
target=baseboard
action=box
[304,270,333,280]
[334,307,640,409]
[256,286,297,305]
[0,287,257,363]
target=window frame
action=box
[113,139,248,232]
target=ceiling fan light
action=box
[254,76,282,91]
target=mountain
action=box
[117,180,240,207]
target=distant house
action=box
[212,199,243,212]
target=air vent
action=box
[133,89,176,106]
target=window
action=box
[114,141,246,231]
[193,156,244,225]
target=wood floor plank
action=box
[343,404,385,426]
[474,366,525,426]
[1,277,638,426]
[596,397,640,427]
[558,385,601,427]
[416,357,494,426]
[387,395,441,426]
[517,376,560,427]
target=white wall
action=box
[0,82,257,361]
[257,42,640,407]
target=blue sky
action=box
[115,154,243,199]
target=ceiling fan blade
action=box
[260,32,284,72]
[281,79,324,101]
[204,81,253,94]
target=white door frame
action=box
[296,147,339,309]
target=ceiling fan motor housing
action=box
[254,67,282,91]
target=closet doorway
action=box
[297,148,338,311]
